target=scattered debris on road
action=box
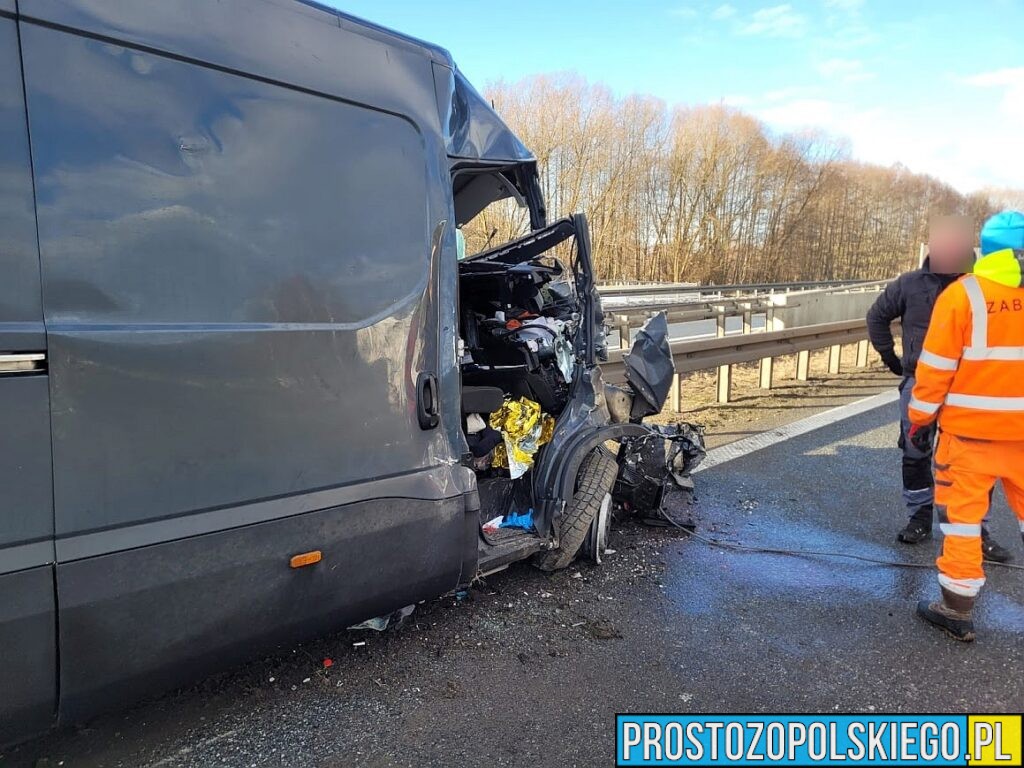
[613,420,705,529]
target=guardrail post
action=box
[828,344,842,375]
[669,372,682,413]
[716,307,727,338]
[618,318,631,351]
[759,305,776,390]
[717,364,732,404]
[796,350,811,381]
[856,339,869,368]
[715,306,732,403]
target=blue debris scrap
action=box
[500,509,535,532]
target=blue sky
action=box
[331,1,1023,193]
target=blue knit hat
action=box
[980,210,1024,255]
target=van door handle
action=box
[416,372,440,430]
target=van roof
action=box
[295,0,455,67]
[292,2,536,168]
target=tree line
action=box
[462,74,1004,284]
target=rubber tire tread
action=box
[534,447,618,571]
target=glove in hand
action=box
[880,350,903,377]
[908,423,934,452]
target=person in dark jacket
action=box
[867,215,1011,560]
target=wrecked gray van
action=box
[0,0,673,744]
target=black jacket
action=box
[866,259,959,377]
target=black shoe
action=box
[898,518,931,544]
[982,532,1013,563]
[916,600,975,642]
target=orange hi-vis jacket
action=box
[909,248,1024,440]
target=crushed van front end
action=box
[455,211,677,573]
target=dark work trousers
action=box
[898,376,934,520]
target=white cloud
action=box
[823,0,864,12]
[738,4,807,38]
[961,67,1024,124]
[816,57,874,84]
[762,86,816,102]
[754,93,1024,192]
[819,0,875,52]
[721,93,754,106]
[711,4,737,21]
[757,98,850,128]
[670,5,698,18]
[821,25,878,51]
[962,67,1024,87]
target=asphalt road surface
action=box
[9,399,1024,767]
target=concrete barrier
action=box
[771,286,882,328]
[601,280,889,406]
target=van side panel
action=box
[17,0,447,131]
[0,568,56,743]
[0,13,57,743]
[56,495,464,720]
[18,12,466,722]
[22,26,451,539]
[0,14,52,567]
[0,377,54,572]
[0,13,45,352]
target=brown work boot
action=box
[916,588,976,642]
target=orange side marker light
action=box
[289,550,322,569]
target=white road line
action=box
[693,389,900,474]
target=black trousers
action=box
[898,376,934,519]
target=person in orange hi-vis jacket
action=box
[908,210,1024,641]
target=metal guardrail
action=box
[604,280,889,351]
[603,319,868,378]
[601,318,879,409]
[595,279,892,409]
[602,279,888,313]
[606,294,777,318]
[598,279,877,301]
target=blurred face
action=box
[928,218,975,274]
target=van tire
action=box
[534,448,619,571]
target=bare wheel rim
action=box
[585,493,613,564]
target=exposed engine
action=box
[459,257,580,417]
[454,216,683,576]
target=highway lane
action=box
[10,399,1023,767]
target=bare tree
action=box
[462,75,1015,283]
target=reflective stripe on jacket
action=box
[909,248,1024,440]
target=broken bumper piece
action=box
[612,422,706,527]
